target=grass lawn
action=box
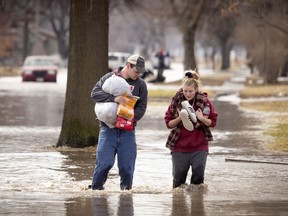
[148,72,230,100]
[239,85,288,98]
[166,72,232,86]
[148,89,215,100]
[0,67,20,77]
[240,101,288,112]
[264,116,288,152]
[240,85,288,152]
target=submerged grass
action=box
[264,116,288,152]
[200,73,232,86]
[240,101,288,112]
[148,89,215,99]
[148,89,177,98]
[239,85,288,98]
[0,67,20,77]
[240,85,288,152]
[147,74,226,100]
[166,72,231,86]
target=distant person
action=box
[156,48,166,82]
[90,54,148,190]
[164,70,218,188]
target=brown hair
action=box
[181,70,201,90]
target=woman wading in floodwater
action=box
[164,70,218,188]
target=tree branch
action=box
[265,19,288,37]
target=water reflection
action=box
[117,194,134,216]
[66,195,134,216]
[92,195,110,216]
[171,189,205,216]
[64,189,208,216]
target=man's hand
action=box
[114,96,126,105]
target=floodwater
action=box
[0,69,288,216]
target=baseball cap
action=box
[126,54,147,73]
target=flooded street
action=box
[0,70,287,216]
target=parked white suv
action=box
[108,52,154,80]
[108,52,132,71]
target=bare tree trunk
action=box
[169,0,206,71]
[57,0,109,148]
[22,18,29,62]
[46,0,70,59]
[263,58,279,84]
[183,28,197,70]
[264,67,278,84]
[260,30,279,84]
[56,33,68,59]
[221,42,232,70]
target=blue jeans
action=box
[91,125,137,190]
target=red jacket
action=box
[164,97,218,153]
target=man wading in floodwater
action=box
[89,54,148,190]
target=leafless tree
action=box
[42,0,70,59]
[0,0,36,62]
[0,0,70,62]
[135,0,210,70]
[168,0,207,70]
[198,2,238,71]
[234,0,288,84]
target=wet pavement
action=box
[0,68,288,216]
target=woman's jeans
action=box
[91,125,137,190]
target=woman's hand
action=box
[195,108,204,121]
[196,108,211,126]
[168,108,182,128]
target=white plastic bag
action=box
[102,75,132,96]
[94,102,118,128]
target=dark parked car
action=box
[21,56,58,82]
